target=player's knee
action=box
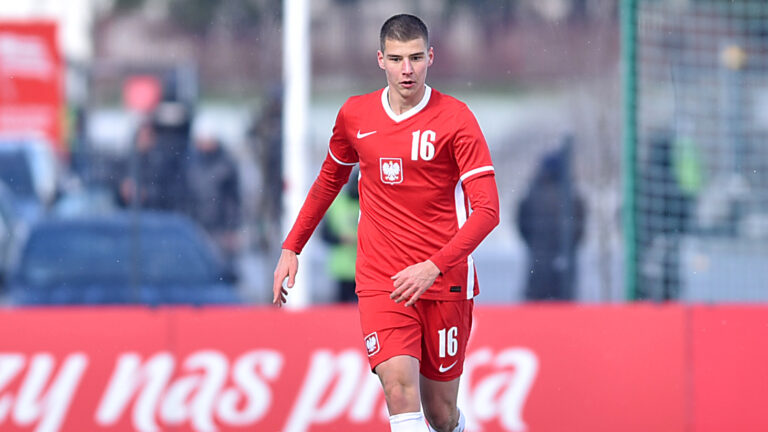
[380,376,419,412]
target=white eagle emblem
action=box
[383,161,400,180]
[364,332,380,356]
[380,158,403,184]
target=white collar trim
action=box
[381,85,432,123]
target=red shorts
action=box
[358,293,474,381]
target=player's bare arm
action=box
[272,249,299,307]
[390,259,441,307]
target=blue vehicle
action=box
[6,211,240,306]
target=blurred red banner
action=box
[123,75,161,113]
[0,21,63,151]
[0,305,766,432]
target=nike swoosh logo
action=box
[357,130,377,139]
[438,360,458,373]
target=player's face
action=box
[377,37,433,109]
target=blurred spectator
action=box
[517,137,585,301]
[118,121,174,210]
[247,88,283,255]
[321,174,359,303]
[152,99,193,212]
[638,131,699,300]
[186,134,241,261]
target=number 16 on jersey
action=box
[411,130,436,161]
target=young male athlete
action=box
[273,14,499,432]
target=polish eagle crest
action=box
[380,158,403,184]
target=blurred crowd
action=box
[0,73,288,306]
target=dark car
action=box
[6,211,240,305]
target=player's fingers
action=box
[405,287,425,307]
[272,280,283,304]
[393,284,415,303]
[273,289,286,306]
[390,286,402,300]
[390,279,410,300]
[275,285,289,306]
[402,287,419,305]
[390,276,405,298]
[272,269,286,301]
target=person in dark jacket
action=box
[517,138,585,301]
[247,89,283,256]
[637,132,698,300]
[118,121,174,210]
[186,134,241,260]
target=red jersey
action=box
[284,86,499,301]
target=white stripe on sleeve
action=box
[459,165,494,182]
[328,149,357,166]
[454,181,475,299]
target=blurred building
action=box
[88,0,619,98]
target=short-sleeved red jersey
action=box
[324,86,496,300]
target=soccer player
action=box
[273,14,499,432]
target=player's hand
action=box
[390,260,440,307]
[273,249,299,307]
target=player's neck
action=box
[387,85,426,115]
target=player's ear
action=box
[428,47,434,67]
[377,50,385,69]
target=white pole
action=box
[282,0,310,308]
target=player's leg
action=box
[358,294,429,431]
[375,355,430,431]
[415,299,473,432]
[420,375,465,432]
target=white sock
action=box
[390,411,429,432]
[455,409,466,432]
[427,408,466,432]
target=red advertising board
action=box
[470,305,687,432]
[0,305,765,432]
[0,21,63,150]
[690,306,768,432]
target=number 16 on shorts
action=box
[438,326,458,357]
